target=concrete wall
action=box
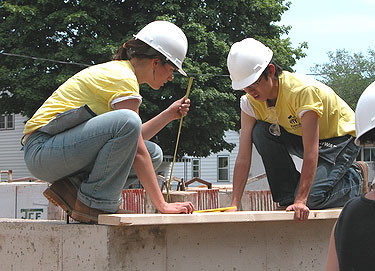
[0,217,335,271]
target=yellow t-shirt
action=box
[242,71,355,139]
[24,60,140,134]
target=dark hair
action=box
[113,38,177,69]
[262,60,283,80]
[358,128,375,145]
[113,38,166,62]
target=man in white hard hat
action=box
[227,38,368,221]
[326,81,375,270]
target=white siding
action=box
[172,130,270,189]
[0,115,32,179]
[1,118,297,190]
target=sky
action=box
[279,0,375,75]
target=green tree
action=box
[0,0,306,157]
[311,49,375,110]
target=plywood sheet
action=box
[98,208,341,226]
[0,184,16,218]
[0,182,50,219]
[16,183,49,219]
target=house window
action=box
[217,155,229,182]
[0,114,14,130]
[192,158,200,178]
[357,147,375,162]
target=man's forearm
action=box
[294,157,317,204]
[231,160,251,207]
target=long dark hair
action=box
[113,38,168,65]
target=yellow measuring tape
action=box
[165,77,194,202]
[193,206,237,213]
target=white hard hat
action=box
[227,38,273,90]
[134,21,188,76]
[355,81,375,146]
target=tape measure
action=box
[165,77,194,202]
[193,206,237,213]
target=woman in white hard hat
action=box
[22,21,195,223]
[326,82,375,270]
[227,38,367,221]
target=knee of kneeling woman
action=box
[113,109,142,137]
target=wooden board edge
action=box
[97,209,342,226]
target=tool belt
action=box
[38,104,97,135]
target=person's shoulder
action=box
[284,72,315,87]
[280,72,314,96]
[341,196,365,214]
[98,61,137,80]
[98,60,132,70]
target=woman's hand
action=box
[159,201,195,214]
[166,96,191,121]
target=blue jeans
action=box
[252,121,362,209]
[24,110,163,212]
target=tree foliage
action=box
[0,0,306,157]
[311,49,375,110]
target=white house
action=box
[164,130,271,190]
[0,114,270,188]
[0,114,32,180]
[2,114,374,188]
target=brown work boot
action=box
[353,161,369,194]
[43,178,78,215]
[71,199,133,224]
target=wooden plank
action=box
[98,208,342,226]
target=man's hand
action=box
[286,202,310,221]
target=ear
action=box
[269,64,275,74]
[151,57,159,69]
[268,64,278,80]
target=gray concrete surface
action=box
[0,217,334,271]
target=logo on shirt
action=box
[288,115,301,129]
